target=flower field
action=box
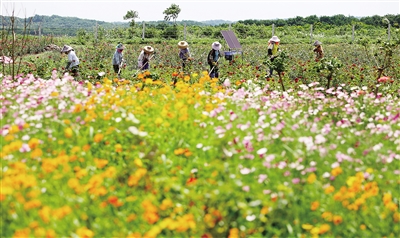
[1,41,400,237]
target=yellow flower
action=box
[76,227,94,238]
[9,125,20,134]
[64,127,73,138]
[346,176,356,186]
[115,144,122,153]
[28,138,40,149]
[134,158,143,167]
[155,117,163,126]
[30,148,43,159]
[383,192,392,205]
[307,173,317,184]
[302,223,313,230]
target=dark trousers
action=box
[209,65,219,78]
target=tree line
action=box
[238,14,400,27]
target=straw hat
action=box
[269,36,280,43]
[178,41,188,49]
[313,40,322,46]
[116,43,125,50]
[143,45,154,53]
[61,45,73,53]
[211,41,221,51]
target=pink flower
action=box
[292,178,300,184]
[378,76,390,83]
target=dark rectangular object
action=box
[221,30,242,49]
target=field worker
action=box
[313,40,324,61]
[112,43,126,78]
[61,45,80,77]
[207,41,222,78]
[266,35,280,78]
[137,45,154,70]
[177,41,192,70]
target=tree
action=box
[124,10,139,38]
[163,4,181,25]
[123,10,139,27]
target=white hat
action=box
[178,41,188,49]
[143,45,154,53]
[313,40,322,46]
[61,45,73,53]
[269,36,280,43]
[212,41,221,50]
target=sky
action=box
[1,0,399,23]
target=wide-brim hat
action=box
[61,45,73,53]
[269,36,280,43]
[212,41,221,50]
[116,43,125,50]
[143,45,154,53]
[313,40,322,46]
[178,41,188,49]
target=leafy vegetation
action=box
[1,12,399,238]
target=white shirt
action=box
[67,50,80,68]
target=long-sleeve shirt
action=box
[179,48,191,61]
[112,51,124,66]
[67,50,79,69]
[137,50,151,68]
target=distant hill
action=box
[0,14,233,36]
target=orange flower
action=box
[311,201,320,211]
[333,215,343,225]
[93,133,104,143]
[331,167,342,176]
[94,158,108,169]
[319,224,330,234]
[107,195,122,207]
[324,185,335,194]
[28,138,40,149]
[82,144,91,151]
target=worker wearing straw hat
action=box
[178,41,192,70]
[60,45,80,78]
[137,45,154,70]
[313,40,324,61]
[266,35,280,78]
[207,41,222,78]
[112,43,126,78]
